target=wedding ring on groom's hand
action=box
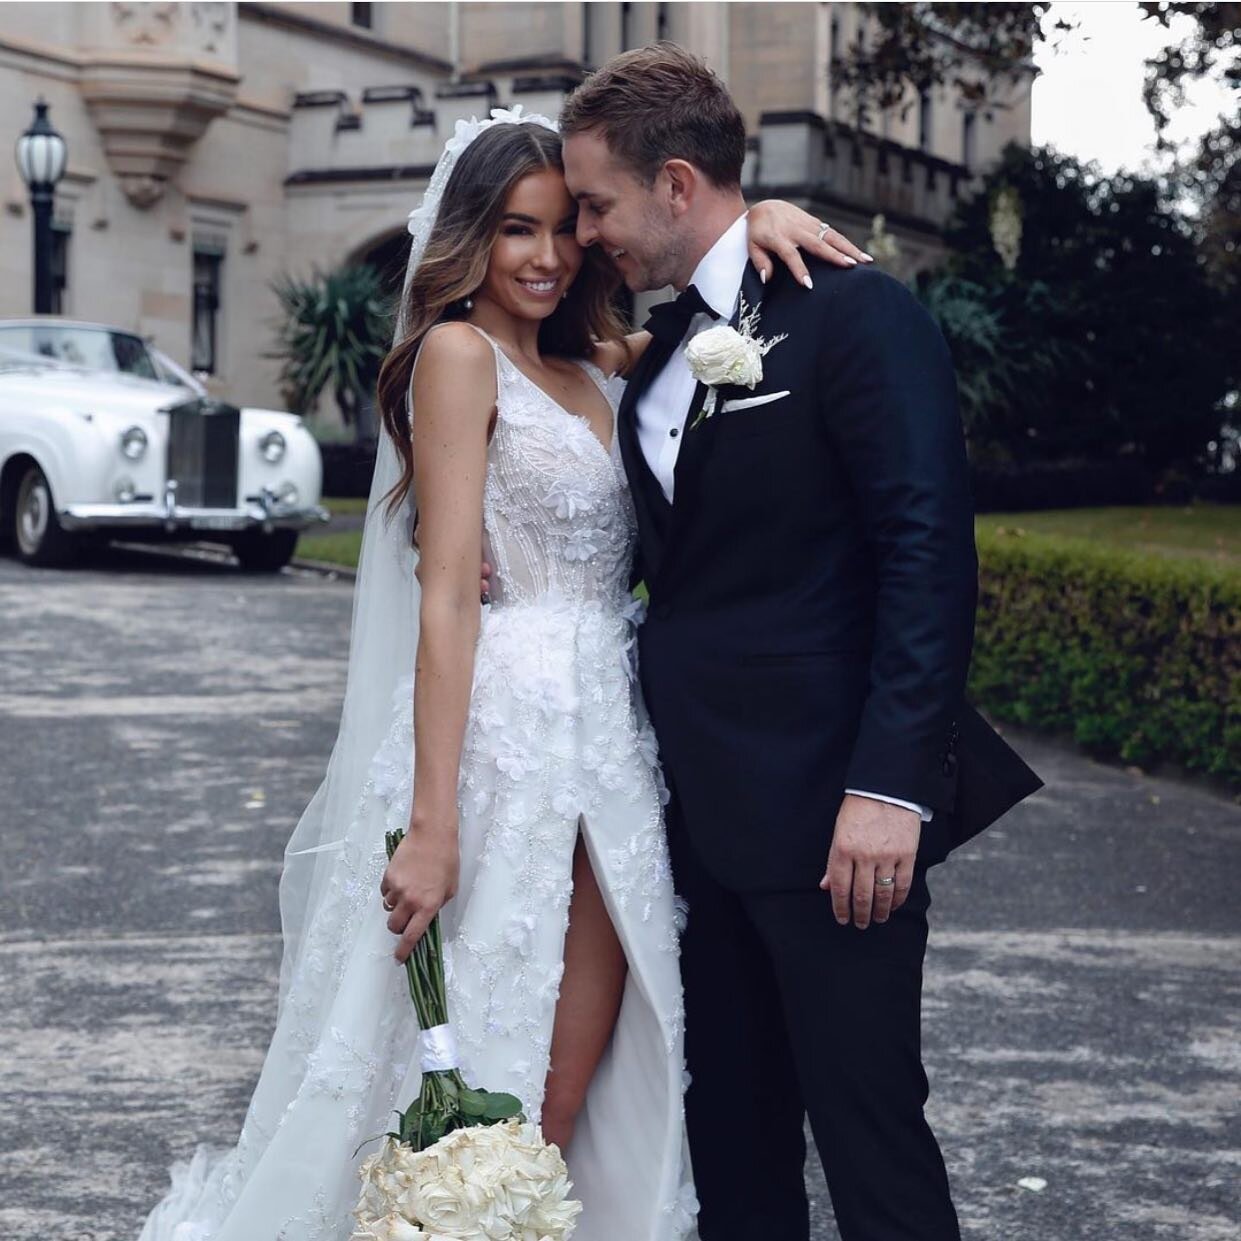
[875,875,896,887]
[382,894,396,912]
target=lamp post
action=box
[15,99,68,315]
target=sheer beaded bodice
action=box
[477,334,635,612]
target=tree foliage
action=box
[269,265,393,442]
[832,3,1061,120]
[1139,2,1241,285]
[837,4,1240,287]
[918,144,1233,471]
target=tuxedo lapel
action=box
[617,332,675,582]
[652,262,770,598]
[669,261,768,494]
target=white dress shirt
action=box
[635,213,934,825]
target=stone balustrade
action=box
[750,111,974,237]
[285,86,974,255]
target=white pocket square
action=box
[720,390,791,414]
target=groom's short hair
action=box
[560,42,745,190]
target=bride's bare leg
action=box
[541,828,627,1150]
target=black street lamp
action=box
[15,99,68,315]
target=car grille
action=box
[166,399,239,508]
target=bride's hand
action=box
[746,200,873,287]
[381,817,460,962]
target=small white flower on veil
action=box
[406,199,436,238]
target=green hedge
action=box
[971,527,1240,788]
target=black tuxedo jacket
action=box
[622,259,1043,891]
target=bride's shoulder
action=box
[413,322,497,415]
[420,320,496,367]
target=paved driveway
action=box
[1,546,1237,1239]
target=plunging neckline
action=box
[520,360,617,457]
[474,327,618,460]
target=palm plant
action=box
[269,265,393,442]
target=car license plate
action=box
[195,515,237,530]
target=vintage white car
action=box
[0,318,328,571]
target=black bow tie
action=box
[642,284,721,347]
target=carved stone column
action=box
[78,2,240,208]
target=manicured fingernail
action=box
[845,257,858,267]
[802,275,813,290]
[760,268,769,284]
[862,252,875,262]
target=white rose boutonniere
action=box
[685,298,787,428]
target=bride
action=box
[138,107,864,1241]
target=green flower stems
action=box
[383,829,524,1151]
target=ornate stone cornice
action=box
[79,3,240,208]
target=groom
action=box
[558,44,1042,1241]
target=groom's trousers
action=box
[666,802,962,1241]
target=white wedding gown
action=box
[139,329,698,1241]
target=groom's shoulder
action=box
[767,259,942,346]
[805,259,919,316]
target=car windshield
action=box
[0,324,160,381]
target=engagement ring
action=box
[816,221,832,243]
[382,895,396,911]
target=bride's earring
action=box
[461,295,474,312]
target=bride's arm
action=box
[746,200,873,286]
[598,205,873,374]
[381,323,495,963]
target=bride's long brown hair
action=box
[377,123,629,520]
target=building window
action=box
[918,87,933,151]
[192,249,223,375]
[621,2,632,50]
[656,2,669,40]
[962,110,977,170]
[50,223,70,316]
[351,3,372,29]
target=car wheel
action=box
[13,464,80,567]
[232,528,299,573]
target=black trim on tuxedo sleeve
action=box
[816,269,979,810]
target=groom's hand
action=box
[821,794,920,929]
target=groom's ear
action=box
[663,159,699,219]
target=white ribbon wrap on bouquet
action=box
[419,1023,459,1072]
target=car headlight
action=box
[120,426,148,461]
[259,430,287,464]
[276,481,300,508]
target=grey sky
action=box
[1031,1,1231,174]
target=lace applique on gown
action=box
[138,327,698,1241]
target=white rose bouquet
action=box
[350,829,582,1241]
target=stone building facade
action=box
[0,2,1032,422]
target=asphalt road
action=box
[1,544,1237,1240]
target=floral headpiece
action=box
[406,105,559,264]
